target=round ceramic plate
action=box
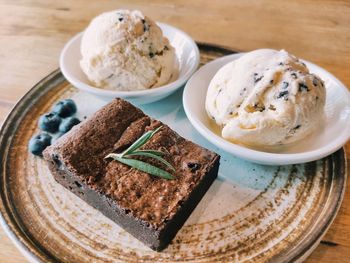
[0,44,347,263]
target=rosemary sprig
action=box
[105,155,174,180]
[105,126,175,180]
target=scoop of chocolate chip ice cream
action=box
[80,10,178,91]
[206,49,326,146]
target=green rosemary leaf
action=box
[126,151,175,171]
[121,131,153,157]
[133,149,165,156]
[121,126,163,157]
[105,126,175,180]
[150,125,163,137]
[105,153,121,159]
[109,155,174,180]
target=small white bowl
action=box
[183,53,350,165]
[60,23,199,104]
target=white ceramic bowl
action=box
[60,23,199,104]
[183,53,350,165]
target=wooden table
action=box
[0,0,349,262]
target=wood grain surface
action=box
[0,0,349,262]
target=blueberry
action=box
[28,133,52,156]
[38,113,62,133]
[59,117,80,133]
[36,133,52,145]
[28,139,46,156]
[52,99,77,118]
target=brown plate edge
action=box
[0,43,347,263]
[271,149,347,262]
[0,69,63,263]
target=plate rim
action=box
[271,150,347,262]
[0,69,63,263]
[0,44,347,263]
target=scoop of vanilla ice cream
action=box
[206,49,326,146]
[80,10,178,91]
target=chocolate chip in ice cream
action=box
[254,103,265,112]
[116,12,124,22]
[277,90,289,100]
[254,74,263,83]
[268,104,276,111]
[298,83,309,92]
[141,18,149,32]
[282,81,289,89]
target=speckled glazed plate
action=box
[0,44,347,263]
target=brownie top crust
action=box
[44,98,219,229]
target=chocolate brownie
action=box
[43,98,220,251]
